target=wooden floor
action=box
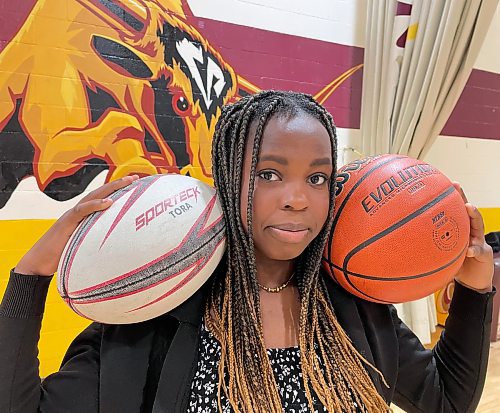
[391,339,500,412]
[476,341,500,413]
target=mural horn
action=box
[236,75,261,97]
[236,65,362,105]
[313,64,363,105]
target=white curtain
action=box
[359,0,498,343]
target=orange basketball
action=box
[322,154,469,304]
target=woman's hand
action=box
[453,183,494,291]
[14,175,139,276]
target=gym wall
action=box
[0,0,498,376]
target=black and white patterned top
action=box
[187,323,368,412]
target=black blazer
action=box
[0,270,494,413]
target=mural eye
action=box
[173,95,190,115]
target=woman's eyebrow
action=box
[258,155,331,167]
[259,154,288,165]
[310,158,332,167]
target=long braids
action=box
[205,90,390,412]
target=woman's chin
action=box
[260,243,309,261]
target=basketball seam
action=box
[341,185,458,302]
[326,155,407,276]
[329,245,467,281]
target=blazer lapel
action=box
[354,297,398,401]
[152,321,200,413]
[97,279,207,413]
[100,321,155,413]
[152,286,206,413]
[325,278,386,397]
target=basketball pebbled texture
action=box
[322,155,470,304]
[57,174,226,324]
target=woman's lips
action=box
[268,226,309,243]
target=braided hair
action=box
[205,90,390,412]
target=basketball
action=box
[57,174,226,324]
[322,154,470,304]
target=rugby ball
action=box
[57,174,226,324]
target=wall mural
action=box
[0,0,361,209]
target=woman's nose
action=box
[281,183,308,210]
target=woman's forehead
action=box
[254,114,332,160]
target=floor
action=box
[476,341,500,412]
[391,330,500,412]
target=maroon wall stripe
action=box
[185,16,364,128]
[0,1,36,44]
[0,0,364,129]
[1,1,498,138]
[441,69,500,140]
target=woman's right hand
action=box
[14,175,139,276]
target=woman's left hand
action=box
[453,183,494,291]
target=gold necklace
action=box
[257,273,295,293]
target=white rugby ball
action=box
[57,174,226,324]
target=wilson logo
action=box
[361,164,436,214]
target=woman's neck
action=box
[254,250,295,288]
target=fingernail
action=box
[102,198,112,203]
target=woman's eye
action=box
[258,171,279,181]
[309,174,328,185]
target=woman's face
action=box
[240,112,333,263]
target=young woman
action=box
[0,91,495,413]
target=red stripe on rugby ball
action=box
[128,237,225,312]
[67,194,221,298]
[99,176,160,249]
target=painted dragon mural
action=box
[0,0,361,208]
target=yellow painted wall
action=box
[481,207,500,234]
[0,220,90,377]
[1,207,499,376]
